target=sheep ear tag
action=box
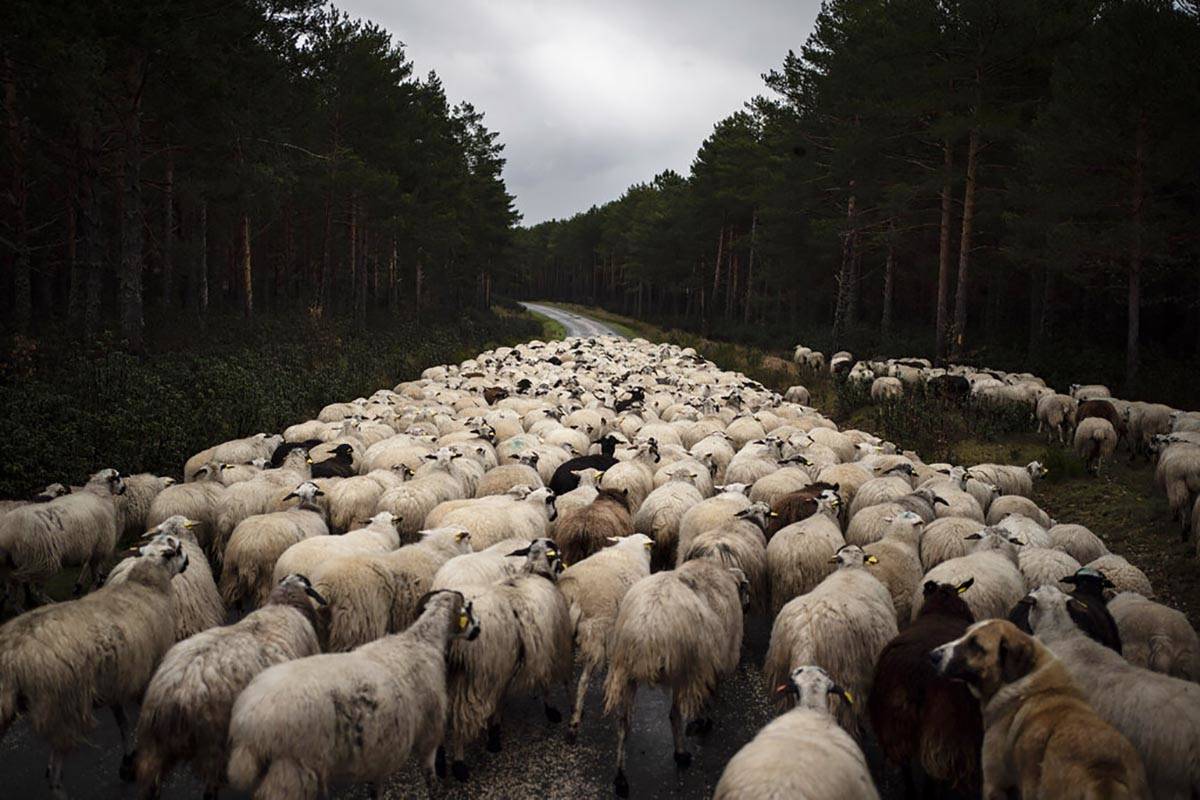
[458,613,469,631]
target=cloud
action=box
[339,1,821,223]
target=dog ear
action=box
[998,629,1036,683]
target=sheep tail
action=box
[255,757,319,800]
[226,743,264,791]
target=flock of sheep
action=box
[0,334,1196,799]
[804,345,1200,542]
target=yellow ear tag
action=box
[843,690,854,704]
[458,613,468,630]
[958,585,968,594]
[866,556,879,564]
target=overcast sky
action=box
[339,1,821,225]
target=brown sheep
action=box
[1076,399,1126,441]
[555,489,634,565]
[768,482,840,538]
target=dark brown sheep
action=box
[767,481,839,538]
[869,579,982,796]
[554,488,633,566]
[1076,399,1126,440]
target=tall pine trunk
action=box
[119,59,146,352]
[881,222,895,334]
[161,147,175,309]
[80,125,102,339]
[935,138,954,361]
[1125,114,1146,390]
[744,210,757,323]
[4,55,31,332]
[832,185,857,348]
[196,199,208,324]
[950,126,980,361]
[240,212,253,318]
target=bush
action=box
[0,308,539,497]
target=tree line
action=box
[514,0,1199,392]
[2,0,519,353]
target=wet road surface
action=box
[520,303,626,339]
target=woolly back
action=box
[919,582,975,624]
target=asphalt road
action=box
[520,302,627,339]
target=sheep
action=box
[271,510,401,585]
[374,448,470,539]
[679,503,771,611]
[1036,393,1077,443]
[783,385,811,405]
[869,579,980,795]
[211,448,314,558]
[0,467,125,605]
[600,440,661,512]
[816,463,872,503]
[1126,401,1175,459]
[994,513,1053,548]
[1008,566,1123,653]
[555,488,633,565]
[1016,547,1081,591]
[146,479,227,556]
[764,545,897,734]
[548,435,620,494]
[1155,441,1200,536]
[557,534,653,742]
[1070,383,1111,401]
[871,376,903,402]
[912,528,1025,622]
[1048,522,1109,564]
[116,473,174,537]
[184,433,281,482]
[845,502,907,547]
[918,516,985,569]
[1074,416,1118,475]
[767,491,846,614]
[133,574,326,799]
[475,452,544,497]
[726,416,768,450]
[1027,584,1200,800]
[1107,591,1200,681]
[443,539,572,780]
[553,466,603,519]
[1086,553,1154,597]
[654,457,716,497]
[675,485,753,560]
[633,476,705,569]
[0,536,188,797]
[430,486,556,550]
[313,526,472,651]
[319,473,394,534]
[690,432,736,481]
[969,461,1046,498]
[219,482,329,610]
[848,475,913,520]
[714,666,879,800]
[863,511,927,625]
[1076,398,1128,442]
[604,551,747,797]
[767,481,840,536]
[226,588,481,799]
[107,516,224,641]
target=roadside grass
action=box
[526,309,567,341]
[555,302,1197,628]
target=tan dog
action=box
[931,619,1148,799]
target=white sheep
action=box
[557,534,653,742]
[864,511,926,625]
[183,433,281,482]
[1016,547,1081,592]
[0,467,125,604]
[913,528,1025,622]
[313,526,472,651]
[134,574,325,799]
[146,479,227,556]
[429,486,556,550]
[1035,394,1077,443]
[766,492,846,614]
[765,545,897,734]
[475,453,544,497]
[1086,553,1154,598]
[986,494,1052,527]
[1107,591,1200,681]
[675,485,753,563]
[220,482,329,610]
[226,588,481,799]
[0,537,188,797]
[1047,523,1109,564]
[603,551,746,797]
[871,376,903,402]
[107,515,224,641]
[919,516,986,569]
[1074,416,1118,475]
[600,440,661,512]
[271,510,400,584]
[713,666,879,800]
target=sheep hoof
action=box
[543,703,562,723]
[614,770,629,797]
[451,760,469,782]
[673,750,692,768]
[119,753,136,782]
[486,724,503,753]
[435,747,447,778]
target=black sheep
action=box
[926,374,971,403]
[270,439,323,468]
[1007,566,1122,652]
[311,443,356,479]
[548,435,621,495]
[869,579,982,797]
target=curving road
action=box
[521,301,626,339]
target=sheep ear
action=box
[956,578,975,594]
[283,492,298,501]
[506,546,532,557]
[963,532,983,540]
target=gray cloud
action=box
[339,1,821,224]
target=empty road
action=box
[521,302,626,339]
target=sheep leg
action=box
[612,686,635,798]
[46,749,67,800]
[73,561,94,596]
[486,709,503,752]
[451,737,469,782]
[567,662,594,742]
[669,701,691,767]
[113,704,137,781]
[420,742,440,797]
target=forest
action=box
[513,0,1200,403]
[2,0,519,350]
